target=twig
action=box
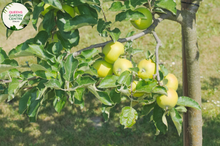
[152,31,162,85]
[0,77,37,84]
[72,12,175,57]
[100,5,113,41]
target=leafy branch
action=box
[72,11,181,57]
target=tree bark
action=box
[181,1,203,146]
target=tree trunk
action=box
[181,1,203,146]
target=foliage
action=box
[0,0,201,136]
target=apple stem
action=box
[152,31,162,85]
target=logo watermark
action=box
[1,2,30,30]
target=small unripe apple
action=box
[165,73,178,90]
[156,88,178,109]
[93,60,113,78]
[130,7,152,30]
[130,81,145,97]
[113,58,133,76]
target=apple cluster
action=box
[92,41,179,110]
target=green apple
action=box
[138,59,156,79]
[93,60,113,78]
[113,58,133,76]
[164,73,178,90]
[130,81,145,97]
[156,88,178,109]
[102,41,125,64]
[130,7,152,30]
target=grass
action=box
[0,0,220,146]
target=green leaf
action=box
[130,0,148,8]
[74,88,85,104]
[87,85,113,106]
[32,2,44,30]
[77,4,98,19]
[109,89,121,103]
[6,29,14,39]
[34,31,49,45]
[0,64,18,73]
[47,42,63,55]
[28,92,41,118]
[9,68,20,78]
[170,108,183,136]
[142,102,156,116]
[21,71,34,79]
[58,13,97,31]
[153,7,167,14]
[0,94,8,103]
[97,18,111,33]
[126,31,135,37]
[44,79,61,89]
[42,10,56,33]
[28,44,49,59]
[175,106,187,113]
[102,105,111,122]
[84,66,98,76]
[19,88,35,114]
[152,86,167,96]
[81,48,99,59]
[0,47,8,63]
[1,59,18,66]
[107,28,121,42]
[53,90,67,113]
[8,78,20,99]
[136,80,157,93]
[44,0,62,9]
[34,70,57,79]
[63,54,79,82]
[76,76,96,87]
[115,9,145,22]
[128,67,139,73]
[120,106,138,128]
[153,104,167,134]
[117,71,132,87]
[177,96,201,110]
[30,64,47,72]
[109,1,126,11]
[154,0,177,15]
[160,65,168,77]
[145,50,151,60]
[81,0,100,5]
[98,75,118,88]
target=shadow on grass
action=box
[0,94,183,146]
[201,77,220,91]
[1,78,219,146]
[203,116,220,146]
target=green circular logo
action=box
[1,2,30,31]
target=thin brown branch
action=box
[152,31,162,85]
[72,12,174,57]
[0,77,36,84]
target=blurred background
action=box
[0,0,220,145]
